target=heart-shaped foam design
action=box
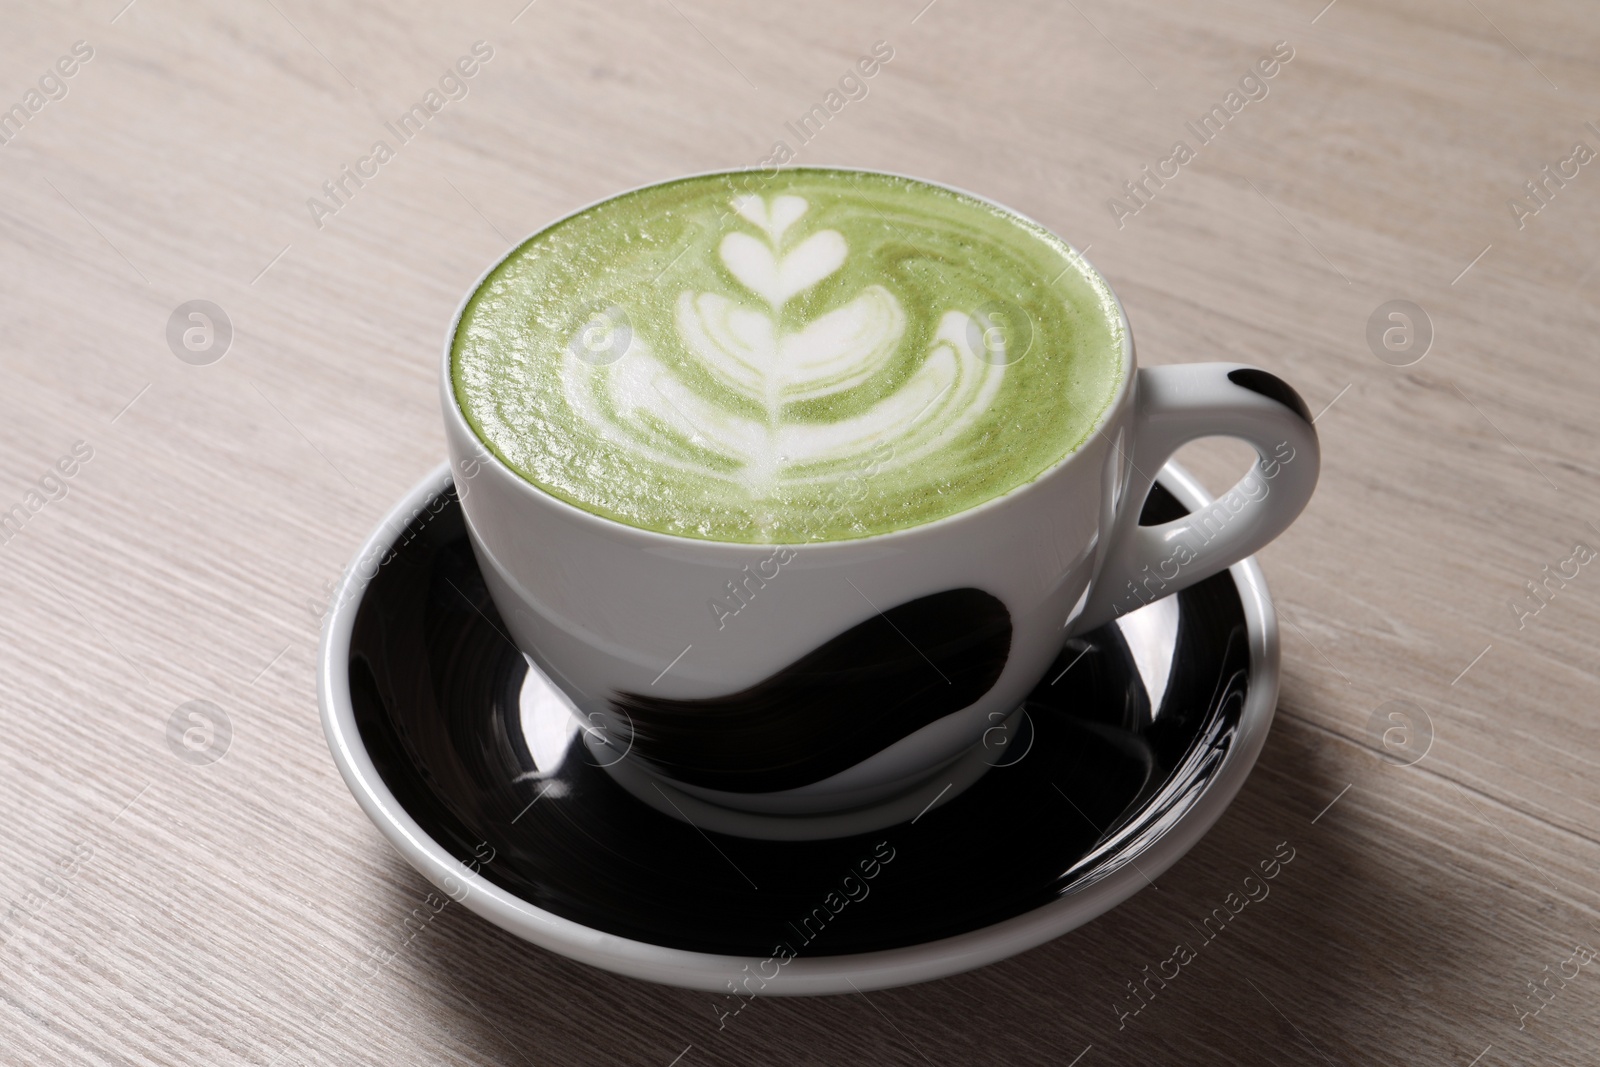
[719,229,847,309]
[733,193,809,243]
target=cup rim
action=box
[439,164,1137,551]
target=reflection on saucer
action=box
[1118,593,1180,720]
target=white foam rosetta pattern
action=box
[562,194,1005,496]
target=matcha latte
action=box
[451,169,1124,543]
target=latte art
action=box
[563,192,1005,502]
[453,169,1124,542]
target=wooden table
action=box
[3,0,1597,1063]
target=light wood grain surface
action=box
[3,0,1599,1063]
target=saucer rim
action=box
[318,461,1279,996]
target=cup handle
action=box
[1074,362,1320,632]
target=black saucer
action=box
[333,470,1262,966]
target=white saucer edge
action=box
[318,461,1280,996]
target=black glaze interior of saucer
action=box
[348,483,1250,957]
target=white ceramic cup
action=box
[440,171,1319,830]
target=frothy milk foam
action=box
[452,169,1124,543]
